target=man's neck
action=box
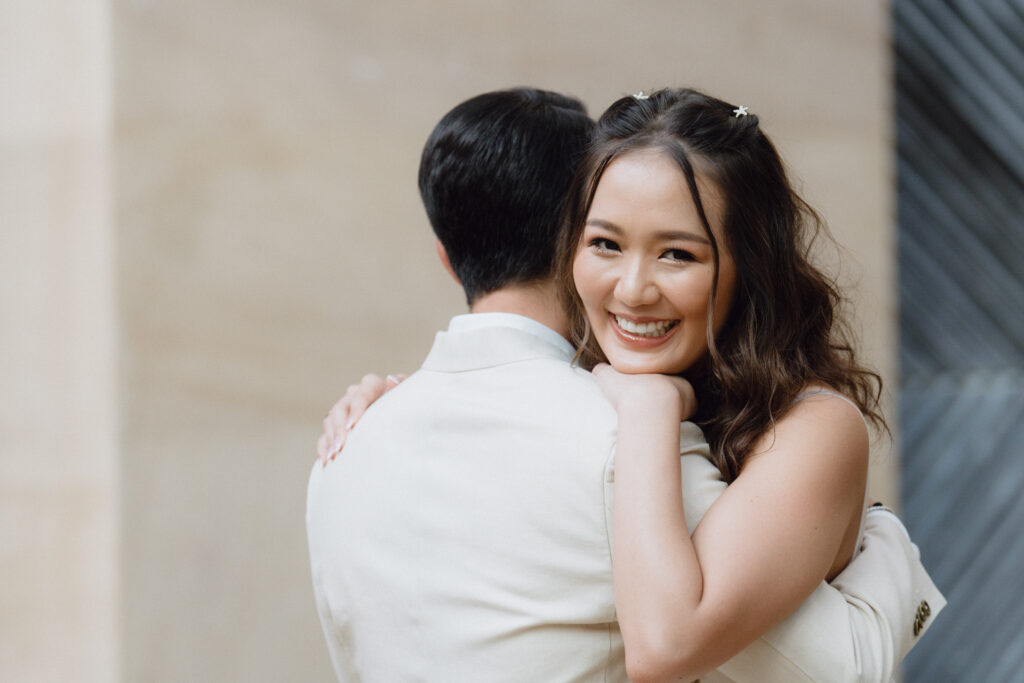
[468,281,570,340]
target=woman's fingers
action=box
[590,363,629,408]
[590,363,612,383]
[320,374,391,464]
[330,431,349,461]
[347,374,388,430]
[316,432,337,467]
[318,372,405,467]
[322,389,357,461]
[591,363,697,420]
[322,411,340,455]
[661,375,698,420]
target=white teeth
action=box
[614,315,676,337]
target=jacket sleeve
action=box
[712,509,946,683]
[678,425,946,682]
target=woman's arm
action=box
[595,365,868,683]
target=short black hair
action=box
[419,88,594,304]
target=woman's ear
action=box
[436,241,461,285]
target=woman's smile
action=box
[610,313,680,345]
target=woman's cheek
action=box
[572,256,596,301]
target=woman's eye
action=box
[589,238,620,253]
[662,249,696,262]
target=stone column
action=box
[0,2,118,681]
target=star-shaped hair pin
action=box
[732,105,749,117]
[632,91,650,100]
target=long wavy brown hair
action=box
[555,88,887,482]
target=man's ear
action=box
[436,241,461,285]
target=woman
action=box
[320,88,886,681]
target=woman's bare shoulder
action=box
[744,383,869,474]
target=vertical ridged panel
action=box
[896,0,1024,679]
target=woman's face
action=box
[572,149,736,375]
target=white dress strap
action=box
[793,388,862,415]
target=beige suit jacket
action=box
[306,314,944,682]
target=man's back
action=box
[306,315,627,681]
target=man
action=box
[307,88,943,681]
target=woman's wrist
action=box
[620,385,682,418]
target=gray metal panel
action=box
[896,0,1024,679]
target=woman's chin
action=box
[603,354,681,376]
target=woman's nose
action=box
[614,258,659,307]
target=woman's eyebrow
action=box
[585,218,710,244]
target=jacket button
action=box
[913,600,931,636]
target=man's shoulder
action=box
[443,356,615,422]
[527,356,606,394]
[353,359,616,443]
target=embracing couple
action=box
[306,87,944,682]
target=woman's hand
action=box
[591,362,697,422]
[316,373,406,466]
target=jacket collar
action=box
[422,313,575,372]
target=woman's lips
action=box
[608,313,680,348]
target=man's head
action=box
[418,88,594,304]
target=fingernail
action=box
[345,417,356,431]
[386,374,399,385]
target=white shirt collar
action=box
[447,313,575,359]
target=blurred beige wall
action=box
[3,1,895,680]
